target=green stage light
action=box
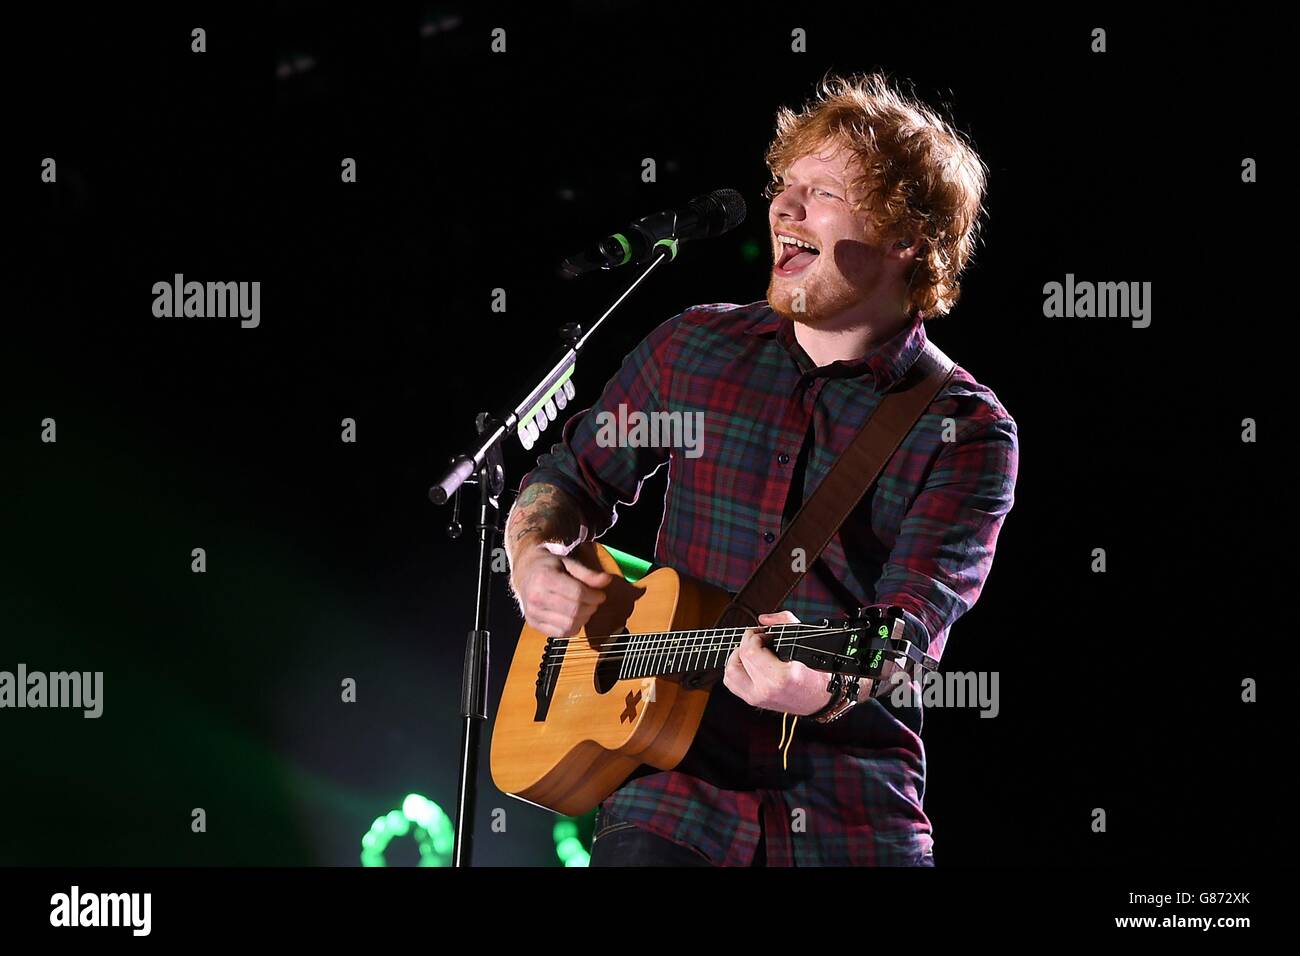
[360,793,454,867]
[402,793,435,826]
[556,836,585,861]
[553,820,578,841]
[362,795,593,866]
[552,815,594,867]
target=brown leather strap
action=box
[717,338,956,628]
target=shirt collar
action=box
[744,300,928,391]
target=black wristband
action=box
[808,673,844,721]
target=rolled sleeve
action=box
[872,412,1019,660]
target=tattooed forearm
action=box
[515,483,552,509]
[513,491,568,542]
[505,483,587,566]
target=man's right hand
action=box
[510,545,615,637]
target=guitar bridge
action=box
[534,637,568,721]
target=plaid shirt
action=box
[517,300,1017,866]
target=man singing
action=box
[504,72,1018,866]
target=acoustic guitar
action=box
[489,542,934,816]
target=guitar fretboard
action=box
[607,624,829,680]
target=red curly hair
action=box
[765,72,989,319]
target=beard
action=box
[766,240,897,329]
[766,265,869,328]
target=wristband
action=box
[809,673,845,722]
[813,674,862,725]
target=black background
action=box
[3,1,1274,869]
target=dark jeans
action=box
[586,804,935,866]
[588,805,766,867]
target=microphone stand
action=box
[428,240,679,867]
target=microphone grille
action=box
[697,188,748,236]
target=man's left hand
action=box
[724,611,837,715]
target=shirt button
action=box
[777,452,790,465]
[763,531,776,543]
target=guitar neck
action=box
[606,623,842,680]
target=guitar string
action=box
[534,624,863,657]
[540,623,832,640]
[538,638,867,683]
[541,634,862,666]
[535,634,877,689]
[539,636,868,677]
[538,627,865,665]
[538,655,872,688]
[542,646,861,675]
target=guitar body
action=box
[490,543,732,817]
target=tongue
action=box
[784,250,817,271]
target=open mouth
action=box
[774,234,820,276]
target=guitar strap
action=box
[717,337,956,629]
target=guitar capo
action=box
[854,606,940,683]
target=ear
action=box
[889,237,919,262]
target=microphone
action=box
[560,188,747,278]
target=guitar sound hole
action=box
[592,627,628,695]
